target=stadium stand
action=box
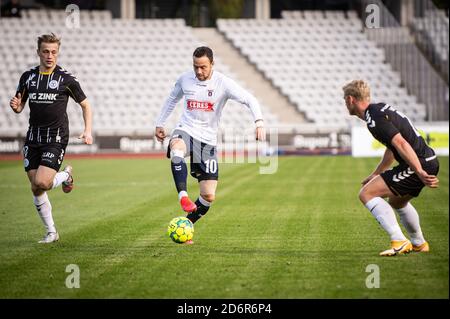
[217,10,428,125]
[411,9,449,81]
[0,10,279,137]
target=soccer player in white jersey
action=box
[155,47,265,243]
[9,34,93,243]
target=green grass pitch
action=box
[0,156,448,298]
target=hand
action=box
[79,131,93,145]
[361,173,377,185]
[10,93,22,113]
[416,170,439,188]
[155,127,166,143]
[255,120,265,141]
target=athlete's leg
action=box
[27,166,59,242]
[359,175,407,241]
[50,165,72,192]
[24,143,67,243]
[389,195,427,249]
[170,137,196,212]
[359,175,411,256]
[187,180,217,223]
[27,169,41,195]
[32,165,58,192]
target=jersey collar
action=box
[39,65,59,75]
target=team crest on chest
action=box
[49,80,58,89]
[208,89,214,97]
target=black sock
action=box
[187,197,210,223]
[171,156,187,193]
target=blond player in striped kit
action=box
[10,33,93,243]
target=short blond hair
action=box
[342,80,371,102]
[37,33,61,50]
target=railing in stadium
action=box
[357,0,449,122]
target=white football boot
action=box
[38,232,60,244]
[62,165,74,193]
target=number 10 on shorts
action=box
[204,159,217,174]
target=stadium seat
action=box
[0,11,279,137]
[217,11,427,125]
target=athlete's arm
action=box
[11,72,29,113]
[391,133,438,188]
[78,98,93,145]
[66,75,92,144]
[362,148,395,185]
[224,77,265,141]
[155,77,183,142]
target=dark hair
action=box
[193,46,213,63]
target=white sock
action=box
[33,192,56,233]
[396,203,425,246]
[365,197,406,241]
[178,191,188,200]
[199,196,211,207]
[52,171,69,189]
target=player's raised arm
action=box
[78,99,93,145]
[391,133,439,188]
[224,77,265,141]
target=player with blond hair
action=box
[10,33,93,243]
[343,80,439,256]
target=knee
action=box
[170,139,186,153]
[33,178,52,191]
[170,147,186,163]
[358,187,371,205]
[201,193,215,203]
[31,185,41,196]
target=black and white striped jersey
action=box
[365,103,435,164]
[16,65,86,145]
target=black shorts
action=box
[22,142,67,172]
[167,129,218,181]
[381,155,439,197]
